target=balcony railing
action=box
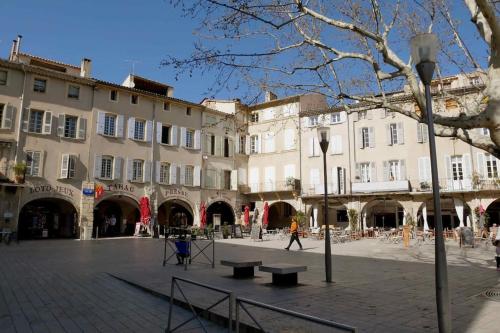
[0,164,16,183]
[352,180,410,193]
[301,183,345,196]
[243,179,301,193]
[413,178,500,192]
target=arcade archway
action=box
[484,198,500,226]
[362,199,404,229]
[206,201,235,227]
[268,202,296,229]
[19,198,78,240]
[94,195,140,237]
[417,198,472,229]
[158,199,194,227]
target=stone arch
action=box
[267,201,297,229]
[361,198,405,229]
[157,198,194,228]
[94,194,140,237]
[206,200,235,227]
[417,197,472,230]
[19,197,79,240]
[485,198,500,226]
[306,199,349,228]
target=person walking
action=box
[285,217,303,250]
[495,230,500,271]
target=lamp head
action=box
[317,126,330,143]
[410,33,439,64]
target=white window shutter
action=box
[422,124,429,143]
[116,115,124,137]
[203,134,211,154]
[57,114,66,137]
[215,136,222,156]
[355,163,360,180]
[367,110,373,120]
[145,120,153,142]
[94,155,102,179]
[383,161,389,181]
[126,158,133,181]
[155,161,161,182]
[97,111,105,135]
[417,123,423,143]
[370,162,377,181]
[235,136,240,154]
[171,125,178,146]
[38,151,45,177]
[194,166,201,186]
[230,170,237,190]
[60,154,69,179]
[170,163,177,185]
[331,167,337,194]
[309,137,314,157]
[340,111,347,123]
[43,111,52,134]
[386,124,392,145]
[284,164,295,179]
[397,122,404,144]
[144,161,151,182]
[2,104,13,129]
[463,154,472,179]
[77,117,86,139]
[444,155,452,180]
[194,130,201,150]
[228,139,234,157]
[477,152,485,177]
[368,127,375,148]
[245,135,250,155]
[127,117,135,139]
[257,133,262,153]
[418,157,424,181]
[22,108,30,132]
[114,157,122,180]
[400,160,406,180]
[238,168,247,185]
[179,165,186,185]
[180,127,187,147]
[156,122,162,143]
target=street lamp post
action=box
[317,126,332,283]
[411,33,451,333]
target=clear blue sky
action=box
[0,0,217,103]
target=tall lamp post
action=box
[317,126,332,283]
[411,33,451,333]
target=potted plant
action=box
[420,181,430,191]
[13,162,26,183]
[286,176,295,189]
[405,213,416,230]
[347,209,359,232]
[222,222,230,239]
[471,172,481,189]
[190,226,199,240]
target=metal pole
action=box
[167,279,175,332]
[322,150,332,282]
[423,81,451,333]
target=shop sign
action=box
[165,188,188,197]
[83,188,94,196]
[106,183,135,193]
[29,185,74,197]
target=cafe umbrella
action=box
[262,202,269,229]
[200,201,207,229]
[244,205,250,226]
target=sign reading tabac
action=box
[106,183,135,193]
[29,185,74,197]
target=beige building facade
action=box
[0,39,499,241]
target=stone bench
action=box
[259,263,307,286]
[220,259,262,278]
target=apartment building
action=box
[0,38,498,241]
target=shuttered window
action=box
[101,156,113,179]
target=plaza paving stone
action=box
[0,237,498,332]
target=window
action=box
[185,129,194,148]
[263,132,275,153]
[481,128,490,136]
[131,94,138,104]
[0,104,4,126]
[308,116,318,127]
[205,169,218,188]
[388,160,401,181]
[26,151,41,176]
[451,156,464,180]
[359,111,367,120]
[186,107,191,116]
[164,102,170,111]
[470,77,481,85]
[210,134,216,155]
[417,123,429,143]
[132,159,144,182]
[110,90,118,101]
[161,125,171,144]
[250,112,259,123]
[29,110,44,133]
[64,116,78,138]
[224,170,231,190]
[0,70,7,85]
[239,135,246,154]
[330,113,341,124]
[224,137,229,157]
[33,78,47,93]
[361,127,370,148]
[250,135,259,154]
[60,154,76,179]
[360,163,371,183]
[485,154,498,179]
[104,114,116,136]
[159,163,170,184]
[184,165,194,185]
[101,156,113,179]
[309,137,320,157]
[283,128,295,150]
[67,85,80,99]
[134,119,145,141]
[389,124,398,145]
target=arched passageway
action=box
[19,198,78,240]
[485,198,500,226]
[362,199,404,229]
[158,199,194,228]
[206,201,234,227]
[94,196,139,237]
[308,202,348,228]
[268,202,296,229]
[417,198,472,229]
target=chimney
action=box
[265,91,277,102]
[80,58,92,78]
[9,40,17,61]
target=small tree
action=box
[295,210,306,228]
[347,209,359,231]
[405,213,416,230]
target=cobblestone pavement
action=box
[0,237,499,332]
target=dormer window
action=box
[131,94,139,105]
[34,78,47,93]
[164,102,170,111]
[186,107,192,116]
[110,90,118,101]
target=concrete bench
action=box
[259,263,307,286]
[220,260,262,278]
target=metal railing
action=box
[166,276,234,333]
[163,232,215,270]
[244,179,300,193]
[235,297,357,333]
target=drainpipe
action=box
[151,99,157,237]
[86,85,96,182]
[14,64,27,164]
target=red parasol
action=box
[479,204,486,215]
[139,196,151,225]
[262,202,269,228]
[244,205,250,226]
[200,201,207,228]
